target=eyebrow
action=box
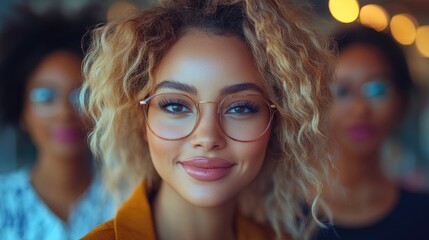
[154,81,198,95]
[219,83,263,96]
[154,81,263,96]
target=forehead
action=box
[27,51,83,89]
[336,44,392,85]
[153,30,263,95]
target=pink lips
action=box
[52,127,84,143]
[347,124,376,141]
[179,157,235,182]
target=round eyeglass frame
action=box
[28,86,84,118]
[139,93,277,142]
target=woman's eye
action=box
[165,104,189,113]
[158,99,193,114]
[363,81,388,98]
[29,87,56,104]
[226,102,259,115]
[228,106,250,114]
[331,85,350,99]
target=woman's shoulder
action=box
[0,168,31,197]
[314,188,429,240]
[80,220,115,240]
[397,188,429,218]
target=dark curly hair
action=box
[334,25,413,98]
[0,4,104,127]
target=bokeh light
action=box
[359,4,389,31]
[329,0,360,23]
[416,26,429,57]
[390,14,417,45]
[107,1,138,21]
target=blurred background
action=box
[0,0,428,190]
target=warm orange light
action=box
[390,14,417,45]
[329,0,360,23]
[416,26,429,57]
[107,1,138,21]
[359,4,389,31]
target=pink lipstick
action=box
[347,124,376,141]
[52,127,84,143]
[179,157,235,182]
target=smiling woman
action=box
[81,0,335,240]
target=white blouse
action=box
[0,168,116,240]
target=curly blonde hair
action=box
[82,0,335,239]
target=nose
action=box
[55,96,80,121]
[350,95,371,118]
[189,104,226,151]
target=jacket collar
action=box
[113,182,273,240]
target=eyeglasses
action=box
[29,86,85,117]
[330,80,393,108]
[139,93,276,142]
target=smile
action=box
[179,157,236,182]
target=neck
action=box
[153,182,236,240]
[31,151,92,199]
[325,148,400,226]
[30,151,92,221]
[334,149,387,188]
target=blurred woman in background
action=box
[0,5,116,240]
[315,25,429,240]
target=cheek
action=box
[235,133,270,176]
[23,106,49,148]
[373,98,401,133]
[329,105,345,134]
[146,128,178,170]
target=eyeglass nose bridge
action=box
[196,100,221,114]
[193,100,224,132]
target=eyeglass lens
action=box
[331,80,390,107]
[29,87,84,117]
[143,93,273,141]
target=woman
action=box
[315,25,429,239]
[0,6,116,240]
[81,0,335,239]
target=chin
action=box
[344,141,381,157]
[180,184,239,208]
[52,144,88,159]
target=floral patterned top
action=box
[0,168,117,240]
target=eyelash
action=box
[225,101,260,114]
[158,98,193,113]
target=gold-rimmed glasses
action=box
[139,93,276,142]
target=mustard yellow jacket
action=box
[81,182,274,240]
